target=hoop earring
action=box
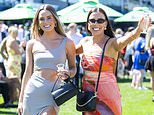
[55,23,57,27]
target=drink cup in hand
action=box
[57,64,65,72]
[56,64,68,80]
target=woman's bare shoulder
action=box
[65,37,75,46]
[65,37,76,54]
[26,39,37,50]
[108,37,118,46]
[27,39,36,45]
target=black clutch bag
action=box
[51,77,78,106]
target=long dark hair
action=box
[31,4,66,39]
[86,7,115,38]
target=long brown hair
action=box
[86,7,115,38]
[31,4,66,39]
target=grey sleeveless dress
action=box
[22,38,67,115]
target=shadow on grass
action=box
[117,78,132,83]
[0,111,17,115]
[117,77,150,83]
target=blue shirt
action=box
[133,37,146,52]
[133,51,149,69]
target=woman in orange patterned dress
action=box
[76,8,151,115]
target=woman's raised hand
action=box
[137,16,152,32]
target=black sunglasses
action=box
[89,18,106,24]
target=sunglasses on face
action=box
[88,18,106,24]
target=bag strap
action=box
[115,52,119,79]
[95,38,110,92]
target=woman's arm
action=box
[66,38,77,78]
[0,38,8,60]
[76,43,83,55]
[18,40,34,103]
[112,17,151,51]
[76,37,89,55]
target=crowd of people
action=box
[115,25,154,102]
[115,26,154,92]
[0,3,153,115]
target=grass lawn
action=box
[0,77,154,115]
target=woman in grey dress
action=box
[17,4,76,115]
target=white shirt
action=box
[17,28,25,42]
[66,32,83,45]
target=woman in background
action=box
[5,26,23,103]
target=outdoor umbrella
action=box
[57,0,123,23]
[0,3,36,20]
[114,7,154,22]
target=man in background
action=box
[66,23,83,87]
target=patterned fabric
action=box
[7,49,21,77]
[81,53,122,115]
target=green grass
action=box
[0,77,154,115]
[118,78,154,115]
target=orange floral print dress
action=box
[81,39,122,115]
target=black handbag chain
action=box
[95,38,110,93]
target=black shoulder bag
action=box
[51,74,78,106]
[76,38,110,112]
